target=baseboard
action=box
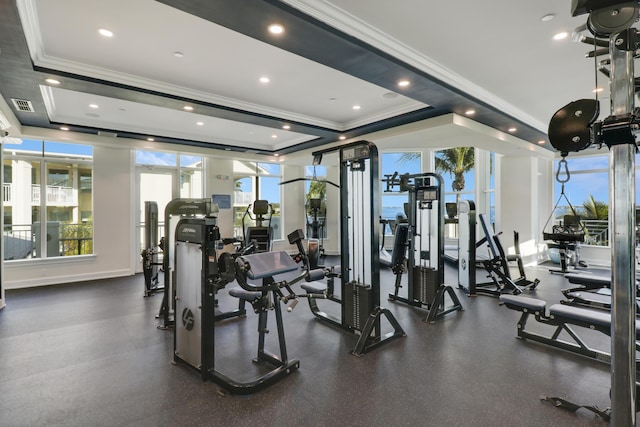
[5,269,133,290]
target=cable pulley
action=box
[548,99,600,153]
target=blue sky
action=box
[4,139,93,156]
[554,155,610,206]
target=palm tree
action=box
[434,147,475,204]
[581,195,608,220]
[397,148,476,203]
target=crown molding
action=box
[282,0,547,132]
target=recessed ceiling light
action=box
[271,134,278,139]
[352,105,361,110]
[538,140,545,144]
[268,24,284,35]
[508,127,517,132]
[147,137,155,142]
[553,32,568,40]
[260,76,270,84]
[383,92,398,99]
[465,109,475,116]
[339,136,346,140]
[282,125,290,130]
[183,105,194,111]
[274,153,280,157]
[98,28,114,38]
[60,126,69,131]
[89,104,99,109]
[541,14,555,22]
[397,80,410,87]
[173,51,184,58]
[593,87,604,93]
[196,121,204,126]
[45,78,60,85]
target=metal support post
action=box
[609,29,636,427]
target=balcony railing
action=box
[3,222,93,260]
[3,183,11,203]
[32,185,77,206]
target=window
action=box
[553,154,609,246]
[233,161,282,240]
[381,152,421,234]
[135,150,203,250]
[3,139,93,260]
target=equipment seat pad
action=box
[549,303,640,334]
[565,273,610,287]
[499,295,546,312]
[301,281,326,294]
[229,287,262,302]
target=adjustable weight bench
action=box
[500,294,640,365]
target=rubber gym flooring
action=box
[0,260,617,426]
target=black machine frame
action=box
[141,201,163,297]
[382,171,463,322]
[301,140,405,356]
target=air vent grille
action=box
[11,98,34,112]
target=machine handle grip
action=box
[287,299,299,312]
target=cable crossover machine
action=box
[382,171,463,322]
[531,1,640,423]
[299,141,406,356]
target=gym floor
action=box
[0,260,615,426]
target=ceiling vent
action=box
[11,98,34,112]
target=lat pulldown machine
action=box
[300,141,405,356]
[382,172,463,322]
[540,1,640,423]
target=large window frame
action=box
[3,139,93,261]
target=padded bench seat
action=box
[499,295,546,312]
[229,287,262,302]
[565,273,610,288]
[548,303,612,329]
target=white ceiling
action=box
[0,0,615,157]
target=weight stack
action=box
[412,266,438,304]
[344,281,372,331]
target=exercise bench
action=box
[500,294,640,365]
